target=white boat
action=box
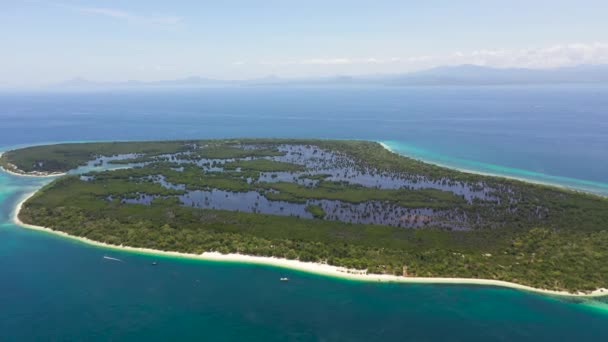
[103,256,123,262]
[280,277,289,282]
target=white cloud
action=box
[256,43,608,71]
[261,57,404,66]
[301,58,353,65]
[79,7,130,19]
[61,4,182,26]
[445,43,608,68]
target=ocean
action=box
[1,85,607,341]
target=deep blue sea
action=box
[1,85,607,341]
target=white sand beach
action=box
[0,152,67,177]
[12,189,608,298]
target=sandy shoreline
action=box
[0,152,66,178]
[11,189,608,298]
[0,165,65,178]
[377,142,608,197]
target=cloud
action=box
[446,43,608,68]
[261,57,403,66]
[301,58,359,65]
[60,4,182,26]
[256,43,608,70]
[78,7,130,19]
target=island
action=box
[2,139,608,294]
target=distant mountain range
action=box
[380,64,608,86]
[54,64,608,89]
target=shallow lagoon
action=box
[90,143,485,229]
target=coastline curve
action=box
[11,186,608,299]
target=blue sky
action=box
[2,0,608,86]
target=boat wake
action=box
[103,256,123,262]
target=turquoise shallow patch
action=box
[381,140,608,196]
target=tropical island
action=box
[2,139,608,294]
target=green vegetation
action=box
[6,138,608,292]
[298,173,332,181]
[262,181,467,209]
[223,159,305,172]
[0,141,191,173]
[305,204,326,219]
[194,145,285,159]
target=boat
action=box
[103,256,122,262]
[151,261,158,266]
[280,277,289,282]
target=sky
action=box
[1,0,608,86]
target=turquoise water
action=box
[1,85,608,340]
[381,141,608,196]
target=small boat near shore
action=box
[280,277,289,282]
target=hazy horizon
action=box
[2,1,608,87]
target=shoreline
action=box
[377,142,608,198]
[0,152,67,178]
[11,189,608,298]
[0,165,66,178]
